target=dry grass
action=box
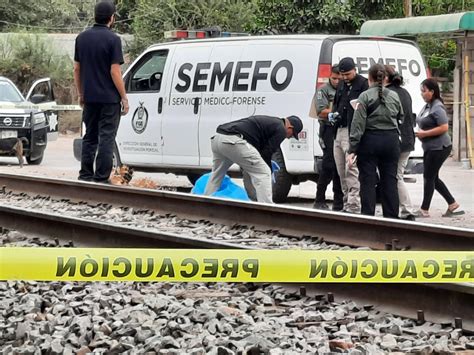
[58,110,82,134]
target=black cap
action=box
[287,115,303,140]
[95,1,116,19]
[339,57,356,72]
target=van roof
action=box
[147,34,416,50]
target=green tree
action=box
[0,33,73,100]
[251,0,402,35]
[412,0,473,15]
[129,0,258,57]
[0,0,94,33]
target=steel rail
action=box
[0,176,472,331]
[0,205,248,249]
[0,173,472,251]
[0,205,472,331]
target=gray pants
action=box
[204,133,273,203]
[333,128,360,213]
[397,151,416,217]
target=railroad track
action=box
[0,172,473,331]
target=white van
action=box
[74,34,427,202]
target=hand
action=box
[121,98,129,116]
[78,95,84,108]
[415,129,428,139]
[347,153,356,168]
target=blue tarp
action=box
[191,173,250,201]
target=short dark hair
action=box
[95,1,116,24]
[421,78,442,103]
[331,64,340,74]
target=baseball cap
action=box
[95,1,116,19]
[287,115,303,140]
[339,57,356,72]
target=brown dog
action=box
[110,165,134,185]
[0,137,28,167]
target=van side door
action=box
[116,48,172,165]
[198,43,244,168]
[162,44,212,165]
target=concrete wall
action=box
[0,32,133,61]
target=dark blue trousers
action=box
[79,103,120,183]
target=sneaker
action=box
[313,202,329,210]
[401,214,416,221]
[332,204,344,211]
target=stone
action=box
[380,334,398,350]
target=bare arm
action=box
[73,61,83,107]
[110,64,129,115]
[319,108,331,119]
[416,123,448,139]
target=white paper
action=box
[350,99,358,110]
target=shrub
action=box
[0,33,74,103]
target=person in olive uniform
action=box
[333,57,369,213]
[313,65,344,210]
[384,65,417,220]
[348,64,403,218]
[204,115,303,203]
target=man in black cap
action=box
[204,115,303,203]
[74,1,129,183]
[332,57,368,213]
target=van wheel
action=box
[187,174,201,185]
[26,154,43,165]
[272,150,293,203]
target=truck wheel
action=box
[272,150,293,203]
[26,154,44,165]
[187,174,201,185]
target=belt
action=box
[217,130,242,137]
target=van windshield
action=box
[0,81,24,103]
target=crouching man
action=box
[204,115,303,203]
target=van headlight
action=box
[33,113,46,125]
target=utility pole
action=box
[403,0,412,17]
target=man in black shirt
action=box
[74,1,129,183]
[332,57,368,213]
[204,115,303,203]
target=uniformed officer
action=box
[348,64,403,218]
[313,65,343,210]
[384,65,417,220]
[204,115,303,203]
[333,57,368,213]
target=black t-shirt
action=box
[386,83,415,152]
[74,24,124,104]
[333,74,369,129]
[217,115,287,168]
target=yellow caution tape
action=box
[0,103,82,111]
[0,248,473,283]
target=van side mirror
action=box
[30,94,47,104]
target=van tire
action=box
[26,154,43,165]
[187,174,201,185]
[272,150,293,203]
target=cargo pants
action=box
[397,151,417,218]
[204,133,273,203]
[333,127,360,213]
